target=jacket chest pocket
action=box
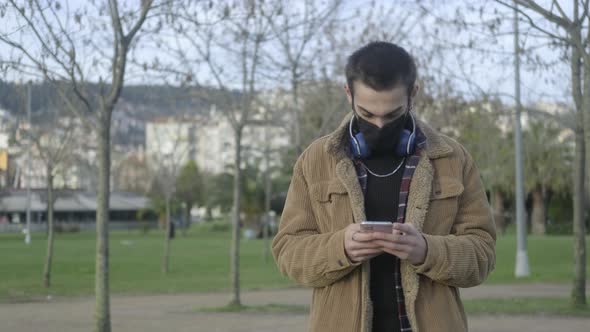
[424,176,464,235]
[309,180,354,233]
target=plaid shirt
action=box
[352,126,427,332]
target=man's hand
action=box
[369,223,428,265]
[344,224,383,263]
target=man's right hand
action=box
[344,223,383,263]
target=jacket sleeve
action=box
[412,147,496,288]
[272,154,361,288]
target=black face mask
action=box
[356,112,408,155]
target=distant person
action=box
[168,220,175,239]
[272,42,496,332]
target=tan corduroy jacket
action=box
[272,114,496,332]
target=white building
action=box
[0,108,15,130]
[145,110,291,175]
[195,117,233,174]
[145,116,199,171]
[9,115,101,190]
[0,132,8,150]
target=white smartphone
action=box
[360,221,393,233]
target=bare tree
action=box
[32,111,75,288]
[299,75,349,145]
[417,1,578,240]
[146,116,193,274]
[260,0,343,154]
[494,0,587,307]
[0,1,155,330]
[175,159,203,236]
[165,0,279,306]
[15,90,77,288]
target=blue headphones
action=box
[348,111,417,159]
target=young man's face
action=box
[345,81,418,128]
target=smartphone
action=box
[360,221,393,233]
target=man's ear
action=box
[344,84,353,104]
[411,83,420,99]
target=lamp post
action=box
[513,1,530,277]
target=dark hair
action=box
[345,41,417,96]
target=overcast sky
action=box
[0,0,575,108]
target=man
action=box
[272,41,496,332]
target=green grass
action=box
[0,227,291,302]
[0,226,588,302]
[198,303,308,314]
[486,233,590,284]
[464,297,590,317]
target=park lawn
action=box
[486,233,590,284]
[0,227,588,302]
[0,227,292,303]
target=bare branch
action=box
[582,0,590,23]
[516,0,572,27]
[551,0,569,22]
[6,1,80,81]
[105,0,153,107]
[124,0,154,44]
[1,1,96,118]
[495,0,572,44]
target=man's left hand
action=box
[368,223,427,265]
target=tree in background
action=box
[495,0,588,308]
[261,0,344,154]
[166,0,280,307]
[299,76,349,148]
[112,152,151,194]
[147,177,181,228]
[523,120,573,235]
[21,101,77,288]
[175,160,204,235]
[204,172,234,217]
[146,118,193,274]
[0,1,155,329]
[456,102,515,235]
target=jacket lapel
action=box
[400,153,433,331]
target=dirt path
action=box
[1,284,588,332]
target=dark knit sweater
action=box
[363,153,405,332]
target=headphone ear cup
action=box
[396,129,415,157]
[353,132,370,159]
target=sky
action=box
[0,0,577,109]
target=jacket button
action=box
[338,259,344,267]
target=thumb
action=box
[393,222,417,235]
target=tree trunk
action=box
[229,128,242,306]
[182,202,191,236]
[530,186,546,235]
[43,164,54,288]
[206,205,213,221]
[95,114,112,332]
[292,76,302,155]
[571,5,587,307]
[263,169,272,263]
[492,190,506,235]
[163,196,171,274]
[573,110,587,307]
[264,112,272,262]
